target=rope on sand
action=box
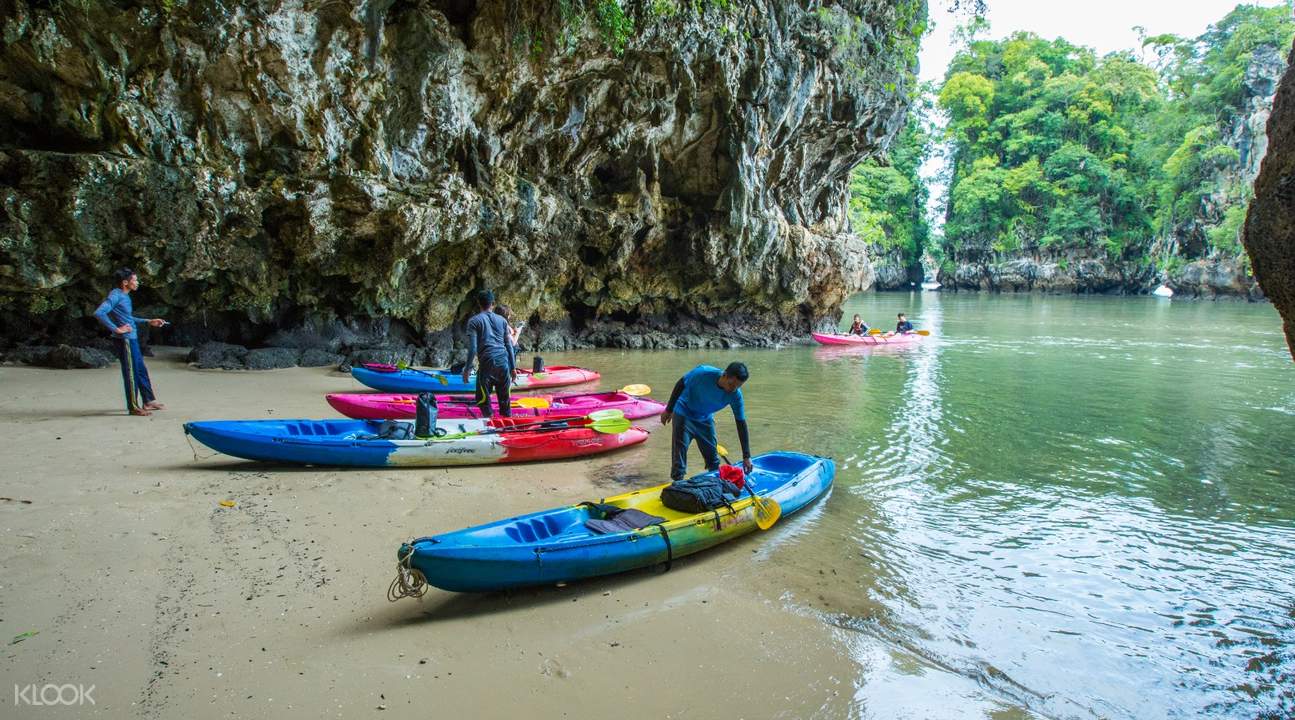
[387,545,428,602]
[184,433,219,462]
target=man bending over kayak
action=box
[662,362,754,480]
[462,290,517,418]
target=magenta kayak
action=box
[811,331,929,346]
[326,390,666,421]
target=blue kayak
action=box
[183,418,650,467]
[397,451,835,592]
[350,364,600,394]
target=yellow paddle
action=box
[717,444,780,530]
[867,328,930,336]
[619,384,652,396]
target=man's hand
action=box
[742,457,754,473]
[148,318,166,327]
[660,410,672,425]
[114,324,132,335]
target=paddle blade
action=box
[515,397,551,409]
[589,416,633,434]
[753,496,781,530]
[619,384,652,396]
[587,409,625,422]
[915,329,931,336]
[868,328,883,335]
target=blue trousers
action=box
[113,337,155,412]
[670,414,719,481]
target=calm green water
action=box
[552,292,1295,719]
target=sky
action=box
[919,0,1292,83]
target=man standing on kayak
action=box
[94,268,168,416]
[462,290,517,418]
[661,362,754,480]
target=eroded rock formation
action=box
[1243,44,1295,359]
[0,0,921,355]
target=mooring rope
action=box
[387,544,428,602]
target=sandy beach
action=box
[0,349,866,719]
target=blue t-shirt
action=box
[674,365,745,422]
[94,288,144,339]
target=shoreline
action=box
[0,349,867,718]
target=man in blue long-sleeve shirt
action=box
[94,268,168,416]
[661,362,754,480]
[461,290,517,418]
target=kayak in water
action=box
[811,331,929,346]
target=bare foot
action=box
[144,401,166,410]
[130,408,152,417]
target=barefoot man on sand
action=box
[94,268,168,416]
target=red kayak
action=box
[326,390,666,421]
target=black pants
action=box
[475,363,512,418]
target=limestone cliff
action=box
[1243,44,1295,359]
[0,0,921,358]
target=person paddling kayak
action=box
[461,290,516,418]
[94,267,168,416]
[895,313,914,334]
[848,314,869,336]
[661,362,754,480]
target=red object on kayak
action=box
[325,390,666,421]
[719,464,746,489]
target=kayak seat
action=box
[753,452,815,475]
[503,512,581,543]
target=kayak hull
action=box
[183,418,648,467]
[400,451,835,592]
[811,331,926,346]
[350,365,600,394]
[326,391,666,421]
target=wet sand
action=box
[0,349,862,719]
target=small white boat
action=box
[1152,285,1173,298]
[920,281,941,290]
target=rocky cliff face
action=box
[1158,43,1285,299]
[0,0,920,358]
[1243,44,1295,359]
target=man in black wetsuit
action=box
[461,290,517,418]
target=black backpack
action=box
[660,476,742,514]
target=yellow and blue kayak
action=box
[398,451,834,592]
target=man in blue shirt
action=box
[895,313,914,334]
[94,268,168,416]
[461,290,518,418]
[662,362,754,480]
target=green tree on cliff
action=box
[935,4,1293,272]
